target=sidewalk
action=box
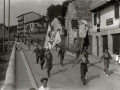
[16,50,32,90]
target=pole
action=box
[8,0,10,53]
[3,0,5,60]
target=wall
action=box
[65,2,78,49]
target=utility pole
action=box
[3,0,5,60]
[8,0,10,53]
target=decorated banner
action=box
[44,24,61,50]
[51,18,62,35]
[79,20,89,38]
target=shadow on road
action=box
[64,59,75,66]
[51,68,67,77]
[86,73,100,85]
[88,61,99,67]
[109,68,118,76]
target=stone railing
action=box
[1,43,16,90]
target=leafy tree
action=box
[46,4,62,23]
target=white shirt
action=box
[38,86,50,90]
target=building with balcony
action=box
[24,16,48,35]
[90,0,120,57]
[17,11,41,36]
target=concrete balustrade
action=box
[1,43,16,90]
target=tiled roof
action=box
[16,11,40,18]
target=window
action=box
[31,24,32,28]
[35,24,37,28]
[115,3,119,19]
[71,20,78,29]
[94,13,97,25]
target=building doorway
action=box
[96,36,99,56]
[102,35,108,53]
[112,34,120,54]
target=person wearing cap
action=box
[38,78,50,90]
[43,49,53,78]
[99,49,112,76]
[58,45,66,66]
[32,45,40,64]
[72,51,89,85]
[39,45,45,70]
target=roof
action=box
[17,11,40,18]
[25,16,47,24]
[25,19,41,24]
[90,0,119,12]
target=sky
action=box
[0,0,66,26]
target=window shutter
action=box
[115,3,119,19]
[94,14,97,25]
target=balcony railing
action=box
[18,23,24,26]
[92,25,120,33]
[18,17,24,22]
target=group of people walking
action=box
[32,44,66,78]
[16,37,116,87]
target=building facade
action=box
[17,11,41,36]
[0,24,8,39]
[90,0,120,57]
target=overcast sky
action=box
[0,0,66,26]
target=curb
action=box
[20,50,38,89]
[1,43,16,90]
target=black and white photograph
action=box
[0,0,120,90]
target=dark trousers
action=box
[40,56,45,69]
[104,60,110,74]
[60,55,64,66]
[36,55,40,64]
[80,63,87,83]
[46,61,52,77]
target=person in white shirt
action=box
[38,78,50,90]
[116,51,120,65]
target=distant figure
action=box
[116,50,120,65]
[28,41,31,50]
[99,49,112,76]
[43,49,53,78]
[58,46,66,66]
[29,88,36,90]
[72,51,89,85]
[39,45,45,70]
[38,78,50,90]
[32,45,40,64]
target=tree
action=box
[46,4,62,23]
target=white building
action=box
[17,11,41,36]
[90,0,120,57]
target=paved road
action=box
[21,44,120,90]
